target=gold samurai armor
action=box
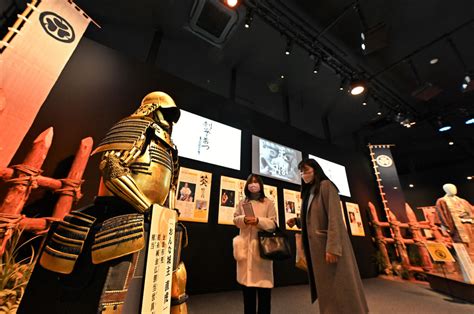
[35,91,188,314]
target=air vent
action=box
[188,0,242,47]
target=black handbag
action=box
[258,225,291,261]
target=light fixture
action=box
[448,141,454,145]
[224,0,239,8]
[280,75,285,79]
[339,77,348,91]
[409,184,414,188]
[361,92,369,106]
[447,38,473,92]
[313,58,321,74]
[377,111,382,116]
[468,176,473,180]
[462,74,471,91]
[466,117,474,125]
[285,39,292,56]
[430,58,439,65]
[244,9,253,29]
[437,119,452,132]
[349,80,366,95]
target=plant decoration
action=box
[0,227,39,313]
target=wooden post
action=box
[52,137,93,220]
[0,128,53,214]
[368,202,392,274]
[387,209,413,276]
[405,203,433,271]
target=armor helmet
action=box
[131,91,181,126]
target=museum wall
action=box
[9,37,381,294]
[400,159,474,212]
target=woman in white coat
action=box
[233,174,277,314]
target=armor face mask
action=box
[132,91,181,128]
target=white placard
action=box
[308,154,351,197]
[172,110,241,170]
[283,189,302,231]
[345,202,365,236]
[175,167,212,223]
[218,176,246,225]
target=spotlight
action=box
[377,111,382,116]
[280,75,285,79]
[339,77,348,91]
[349,80,366,95]
[409,184,414,188]
[437,119,452,132]
[466,117,474,125]
[448,141,454,145]
[285,39,292,55]
[244,9,253,29]
[313,58,321,74]
[468,176,472,180]
[362,93,369,106]
[462,74,472,91]
[430,58,439,65]
[224,0,239,8]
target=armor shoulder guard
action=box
[91,117,154,155]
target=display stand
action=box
[425,242,472,303]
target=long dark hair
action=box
[244,174,266,202]
[298,158,335,199]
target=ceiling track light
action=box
[244,8,253,29]
[349,79,366,95]
[339,77,348,91]
[285,39,292,55]
[245,1,409,119]
[437,118,452,132]
[223,0,239,8]
[447,38,474,92]
[313,58,321,74]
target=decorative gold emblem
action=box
[376,154,393,167]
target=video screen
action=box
[251,135,302,185]
[308,154,351,197]
[173,110,241,170]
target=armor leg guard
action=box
[170,262,188,314]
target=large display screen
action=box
[252,135,302,185]
[308,154,351,197]
[173,110,241,170]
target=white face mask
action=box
[248,183,261,193]
[301,169,314,184]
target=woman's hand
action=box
[244,217,259,225]
[325,252,339,264]
[286,218,296,228]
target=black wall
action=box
[11,38,381,294]
[400,160,474,211]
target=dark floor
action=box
[187,277,474,313]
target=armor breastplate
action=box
[130,138,173,205]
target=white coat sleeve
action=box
[233,201,247,229]
[257,198,277,232]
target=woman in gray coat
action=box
[287,158,369,314]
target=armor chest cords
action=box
[130,139,173,205]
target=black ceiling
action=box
[2,0,473,175]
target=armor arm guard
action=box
[100,147,151,213]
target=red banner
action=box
[0,0,93,167]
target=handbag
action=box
[258,225,291,261]
[295,233,308,271]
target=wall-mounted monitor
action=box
[308,154,351,197]
[252,135,302,185]
[173,110,241,170]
